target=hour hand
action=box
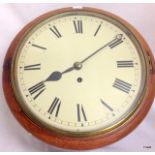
[45,71,62,81]
[45,62,83,82]
[45,68,73,82]
[62,66,74,74]
[45,67,74,82]
[44,68,73,82]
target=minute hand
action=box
[80,34,123,64]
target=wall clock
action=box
[3,7,155,150]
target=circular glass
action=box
[11,10,148,135]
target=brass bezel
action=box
[11,8,150,137]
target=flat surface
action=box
[0,3,155,152]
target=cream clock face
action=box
[12,11,147,134]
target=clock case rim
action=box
[3,7,155,150]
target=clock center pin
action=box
[73,62,83,70]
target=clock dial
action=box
[12,11,147,134]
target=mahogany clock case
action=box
[2,7,155,150]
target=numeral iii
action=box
[117,60,134,68]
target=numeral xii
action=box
[73,20,83,33]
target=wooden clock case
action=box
[3,7,155,150]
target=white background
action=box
[0,3,155,152]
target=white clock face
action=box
[12,10,147,134]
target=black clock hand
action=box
[45,71,62,81]
[45,34,123,81]
[62,62,83,74]
[45,67,74,81]
[45,63,81,81]
[80,34,123,63]
[62,66,75,74]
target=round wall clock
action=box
[3,7,155,150]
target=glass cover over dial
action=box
[12,10,148,135]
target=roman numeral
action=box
[77,104,87,122]
[48,97,61,117]
[28,81,45,99]
[49,26,62,38]
[117,60,134,68]
[31,44,47,50]
[109,34,124,48]
[113,78,132,94]
[73,20,83,33]
[94,24,102,36]
[24,64,41,70]
[100,99,113,111]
